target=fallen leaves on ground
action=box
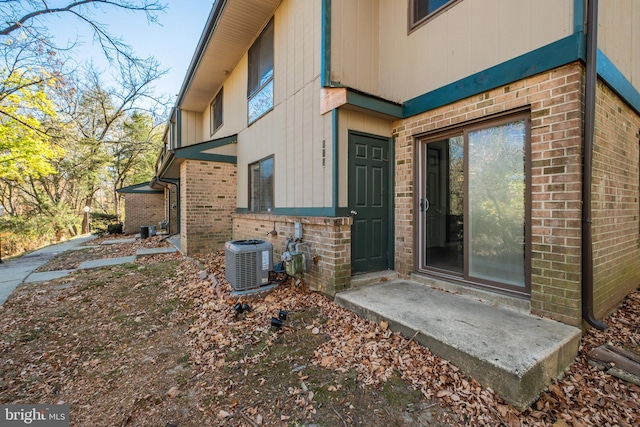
[35,235,171,272]
[1,238,639,426]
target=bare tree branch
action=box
[1,1,164,36]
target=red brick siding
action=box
[180,160,237,255]
[232,213,352,295]
[392,63,585,325]
[592,80,640,319]
[122,193,165,235]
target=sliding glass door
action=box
[418,113,530,294]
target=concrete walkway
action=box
[336,280,582,410]
[0,235,97,305]
[0,236,180,304]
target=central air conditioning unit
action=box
[225,239,273,291]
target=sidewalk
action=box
[0,234,97,305]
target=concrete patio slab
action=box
[24,270,75,283]
[335,280,582,410]
[136,247,177,257]
[78,256,136,270]
[100,238,136,245]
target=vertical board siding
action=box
[234,0,329,210]
[183,0,329,210]
[180,110,202,147]
[330,0,380,94]
[599,0,640,87]
[374,0,573,103]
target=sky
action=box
[42,0,214,101]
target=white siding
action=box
[330,0,380,95]
[234,0,331,210]
[599,0,640,88]
[330,0,574,103]
[179,110,202,147]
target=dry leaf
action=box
[167,386,179,398]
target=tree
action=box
[0,1,164,61]
[0,68,63,182]
[109,110,162,218]
[0,1,168,246]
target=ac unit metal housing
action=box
[225,239,273,291]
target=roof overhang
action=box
[157,134,238,180]
[117,182,164,194]
[178,0,282,112]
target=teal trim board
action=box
[174,134,238,163]
[597,50,640,115]
[346,90,402,118]
[403,33,584,118]
[321,0,332,87]
[175,153,237,163]
[388,136,395,270]
[173,134,238,164]
[117,182,163,194]
[332,109,339,210]
[235,207,351,217]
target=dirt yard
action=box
[0,236,638,426]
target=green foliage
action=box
[0,214,59,256]
[90,212,120,235]
[0,68,64,181]
[0,3,169,248]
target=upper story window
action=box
[410,0,459,30]
[210,88,223,134]
[247,19,274,124]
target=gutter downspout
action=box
[582,0,608,330]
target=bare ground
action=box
[1,236,639,426]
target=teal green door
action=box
[348,132,391,274]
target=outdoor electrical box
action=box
[294,222,303,239]
[225,240,273,291]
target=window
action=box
[210,88,223,134]
[418,112,530,295]
[410,0,458,29]
[247,19,274,124]
[249,156,274,212]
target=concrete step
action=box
[136,247,177,257]
[335,280,582,410]
[77,256,137,270]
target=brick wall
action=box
[592,80,640,319]
[180,160,237,255]
[122,192,165,235]
[392,63,586,325]
[232,213,352,295]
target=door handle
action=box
[350,210,358,217]
[423,198,430,212]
